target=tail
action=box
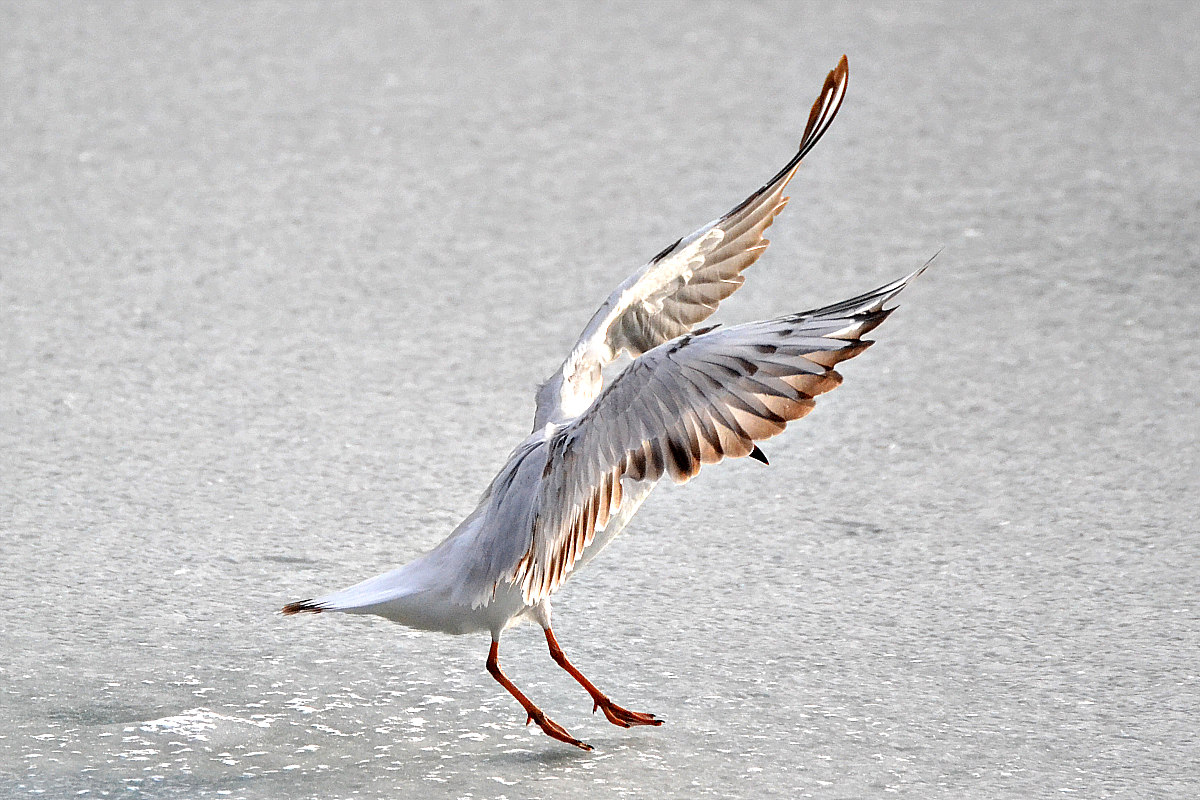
[281,563,420,617]
[281,599,328,615]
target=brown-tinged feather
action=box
[647,437,666,478]
[758,392,814,420]
[728,404,787,439]
[828,308,895,340]
[785,370,843,397]
[281,600,323,615]
[627,448,647,481]
[689,410,725,464]
[724,389,789,424]
[803,340,874,368]
[666,435,696,483]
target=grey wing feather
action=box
[534,56,850,430]
[512,262,927,604]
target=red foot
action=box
[593,696,663,728]
[527,709,593,750]
[488,640,593,751]
[542,629,664,731]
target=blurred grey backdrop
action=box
[1,2,1197,798]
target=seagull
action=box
[284,55,926,750]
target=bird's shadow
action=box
[506,747,594,766]
[501,732,653,765]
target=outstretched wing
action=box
[533,55,850,430]
[513,264,927,605]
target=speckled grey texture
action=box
[2,2,1197,798]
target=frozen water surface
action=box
[2,2,1197,798]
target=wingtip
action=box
[869,252,939,315]
[828,54,849,85]
[906,248,942,283]
[798,54,851,156]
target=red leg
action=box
[544,628,663,728]
[486,640,593,750]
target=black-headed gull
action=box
[285,55,926,749]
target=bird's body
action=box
[288,429,656,636]
[284,55,928,749]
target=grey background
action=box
[2,1,1197,798]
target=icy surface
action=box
[2,2,1198,798]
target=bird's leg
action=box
[485,640,593,751]
[543,628,663,728]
